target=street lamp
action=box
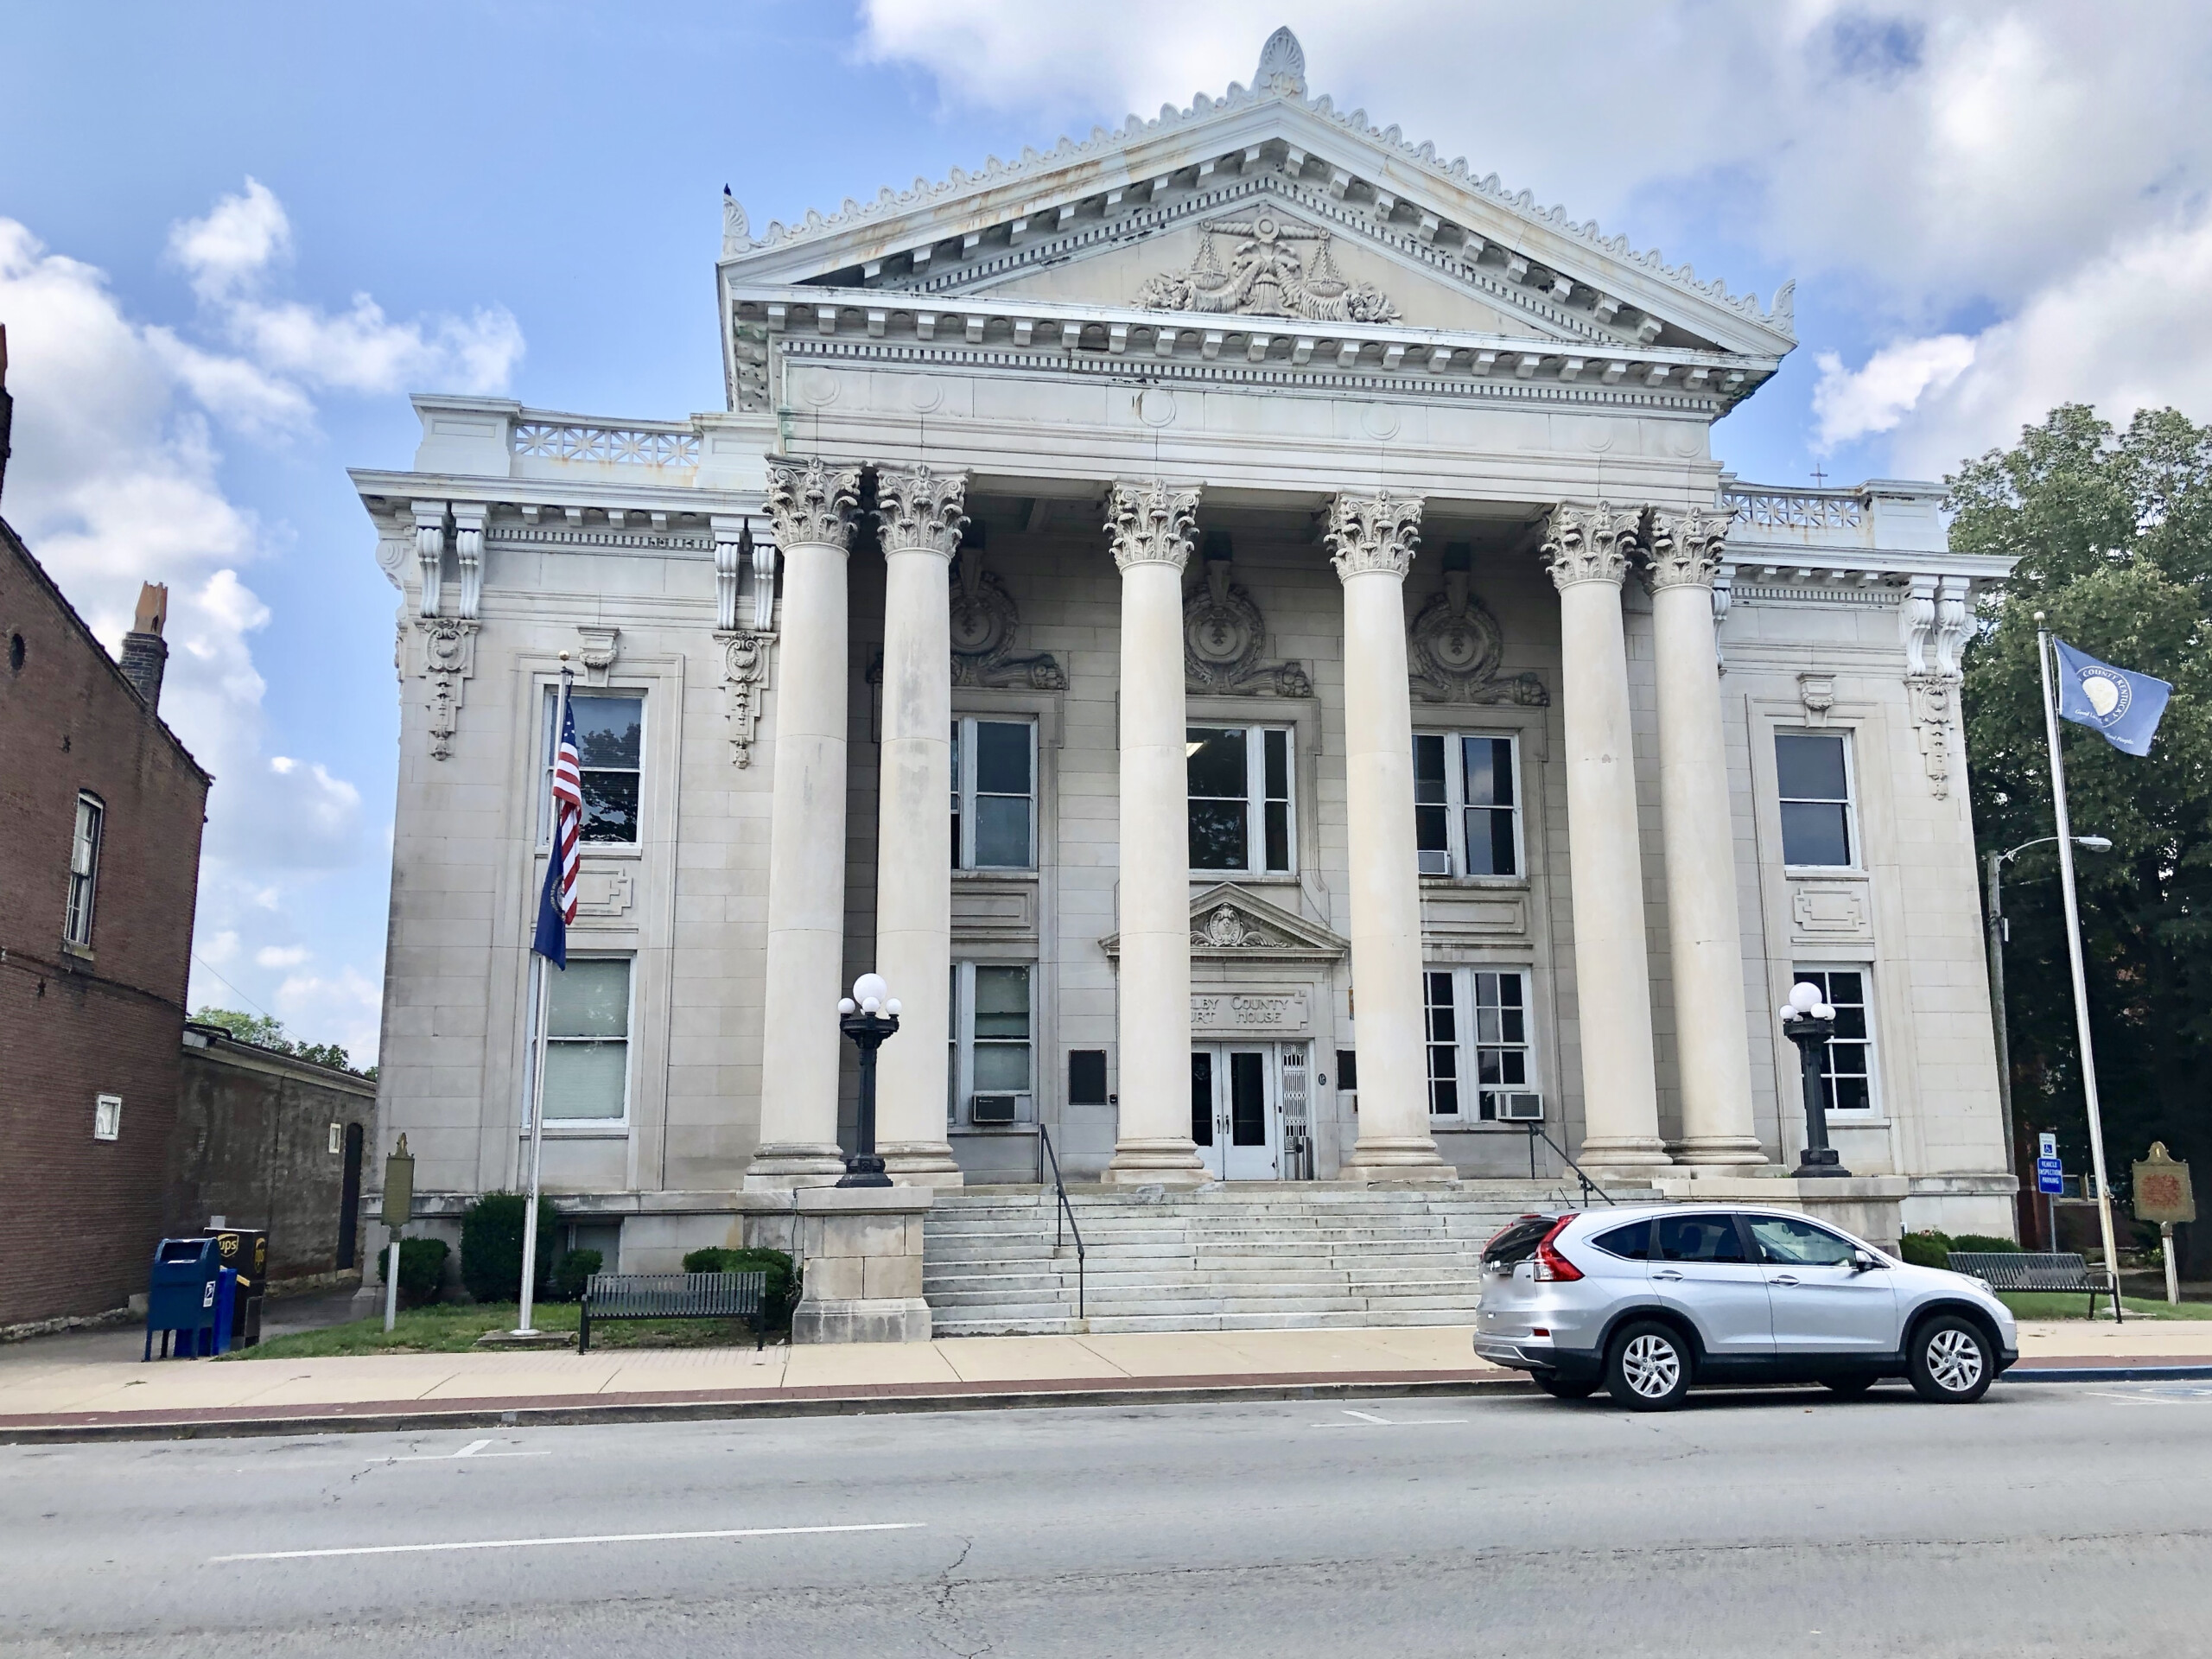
[836,972,901,1189]
[1779,981,1851,1179]
[1986,834,2113,1179]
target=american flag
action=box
[531,683,583,969]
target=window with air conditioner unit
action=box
[1413,733,1522,878]
[1423,966,1541,1122]
[948,962,1033,1126]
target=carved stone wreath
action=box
[1192,903,1290,950]
[1184,559,1312,696]
[949,550,1065,690]
[1408,572,1549,706]
[1136,213,1400,323]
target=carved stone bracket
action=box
[450,503,487,620]
[1902,574,1970,798]
[1184,555,1310,696]
[415,618,479,760]
[411,500,448,619]
[1796,673,1835,728]
[715,515,777,632]
[1540,501,1636,590]
[1407,572,1548,705]
[949,546,1065,690]
[715,629,775,767]
[576,625,620,686]
[1325,490,1422,581]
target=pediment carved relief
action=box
[1136,212,1399,323]
[1101,883,1348,963]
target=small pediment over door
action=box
[1100,882,1348,964]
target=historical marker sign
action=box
[2133,1142,2196,1226]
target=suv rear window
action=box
[1482,1215,1561,1266]
[1593,1221,1654,1261]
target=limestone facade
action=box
[351,30,2017,1265]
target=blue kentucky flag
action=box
[2054,639,2172,757]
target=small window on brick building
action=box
[93,1095,122,1141]
[64,792,104,948]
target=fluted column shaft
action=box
[747,457,860,1187]
[1648,510,1763,1165]
[1329,493,1451,1182]
[1544,504,1669,1171]
[873,467,966,1185]
[1103,481,1208,1186]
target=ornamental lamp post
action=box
[836,972,901,1189]
[1779,981,1852,1179]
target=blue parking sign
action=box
[2036,1156,2065,1196]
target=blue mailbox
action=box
[144,1236,222,1360]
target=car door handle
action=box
[1771,1274,1801,1287]
[1652,1269,1683,1281]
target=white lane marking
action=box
[366,1445,551,1464]
[212,1522,925,1563]
[1313,1409,1471,1428]
[1341,1409,1391,1425]
[454,1439,493,1458]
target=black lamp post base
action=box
[837,1155,893,1189]
[1794,1147,1853,1179]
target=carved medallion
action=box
[1136,213,1399,323]
[1408,572,1548,706]
[1184,557,1311,696]
[949,549,1065,690]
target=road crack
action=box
[919,1533,988,1659]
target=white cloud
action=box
[256,945,309,969]
[167,176,291,302]
[1812,334,1975,448]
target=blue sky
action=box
[3,2,2207,1061]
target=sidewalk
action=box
[1,1319,2205,1443]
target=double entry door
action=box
[1191,1043,1311,1181]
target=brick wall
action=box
[0,520,209,1326]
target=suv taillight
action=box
[1533,1216,1583,1282]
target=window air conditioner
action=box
[969,1092,1030,1124]
[1484,1090,1544,1122]
[1418,849,1452,877]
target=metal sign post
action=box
[2035,1130,2064,1250]
[381,1135,414,1335]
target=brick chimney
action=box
[0,324,13,504]
[120,582,169,709]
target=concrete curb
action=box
[2004,1363,2212,1382]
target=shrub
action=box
[1899,1230,1954,1269]
[1950,1233,2023,1254]
[682,1246,799,1329]
[377,1237,449,1306]
[461,1192,558,1303]
[550,1248,602,1303]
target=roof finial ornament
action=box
[1255,26,1306,96]
[721,186,750,257]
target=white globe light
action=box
[861,996,880,1014]
[1788,982,1821,1014]
[853,972,889,1007]
[885,999,902,1016]
[837,997,857,1015]
[1778,1005,1799,1022]
[1814,1003,1835,1022]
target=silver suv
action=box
[1472,1205,2019,1410]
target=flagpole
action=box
[517,654,571,1336]
[2035,615,2124,1317]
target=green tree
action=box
[190,1007,376,1079]
[1957,405,2212,1266]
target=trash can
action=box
[203,1226,268,1348]
[144,1237,222,1361]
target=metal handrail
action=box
[1522,1122,1621,1206]
[1035,1122,1086,1321]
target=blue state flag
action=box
[2055,639,2171,757]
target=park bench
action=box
[579,1270,769,1353]
[1946,1251,2121,1321]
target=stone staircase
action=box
[923,1182,1656,1337]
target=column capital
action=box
[1643,506,1731,593]
[1541,500,1637,591]
[765,454,861,551]
[874,464,969,560]
[1106,479,1202,572]
[1325,489,1422,581]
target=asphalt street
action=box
[3,1378,2208,1656]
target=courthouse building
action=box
[352,30,2015,1287]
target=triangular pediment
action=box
[1100,883,1349,963]
[719,30,1794,361]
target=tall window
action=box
[1187,725,1293,874]
[1414,734,1521,877]
[64,792,104,947]
[1421,967,1538,1120]
[948,962,1033,1122]
[1776,733,1853,867]
[539,957,632,1122]
[546,691,644,844]
[1792,967,1875,1113]
[951,717,1035,869]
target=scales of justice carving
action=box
[1184,547,1312,696]
[1137,213,1400,323]
[1408,566,1549,707]
[949,545,1065,690]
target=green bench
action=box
[579,1270,769,1353]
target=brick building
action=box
[0,338,213,1330]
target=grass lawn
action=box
[228,1301,775,1360]
[1996,1292,2212,1322]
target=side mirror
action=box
[1850,1249,1881,1273]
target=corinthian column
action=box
[747,456,861,1188]
[1646,509,1764,1165]
[873,465,967,1186]
[1328,491,1452,1183]
[1103,480,1208,1187]
[1542,503,1669,1172]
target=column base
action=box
[881,1141,966,1189]
[1573,1136,1675,1181]
[1669,1135,1768,1169]
[1340,1137,1456,1185]
[1103,1137,1210,1188]
[741,1142,849,1191]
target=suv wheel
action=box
[1605,1320,1693,1411]
[1908,1313,1994,1404]
[1535,1374,1597,1401]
